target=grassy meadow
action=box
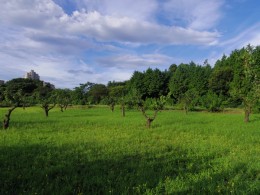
[0,106,260,194]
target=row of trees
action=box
[1,45,260,129]
[129,45,260,121]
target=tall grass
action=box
[0,106,259,194]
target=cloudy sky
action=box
[0,0,259,88]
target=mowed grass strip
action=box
[0,107,259,194]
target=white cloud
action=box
[219,22,260,53]
[97,53,175,69]
[0,0,64,28]
[162,0,224,30]
[75,0,158,21]
[247,34,260,46]
[198,22,260,67]
[0,0,226,88]
[66,11,220,45]
[0,0,220,45]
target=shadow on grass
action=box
[0,144,258,194]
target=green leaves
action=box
[4,78,40,107]
[139,96,167,111]
[87,84,108,104]
[228,45,260,121]
[202,91,224,112]
[209,67,233,96]
[169,63,212,102]
[128,68,168,100]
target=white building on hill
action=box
[24,70,40,80]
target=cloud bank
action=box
[0,0,259,88]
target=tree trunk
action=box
[110,104,114,112]
[140,107,158,129]
[42,104,55,117]
[45,108,49,117]
[60,105,64,112]
[122,106,125,117]
[3,106,17,129]
[146,118,153,128]
[244,109,250,123]
[184,105,188,115]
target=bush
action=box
[202,91,224,112]
[252,102,260,113]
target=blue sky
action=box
[0,0,259,88]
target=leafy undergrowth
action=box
[0,107,259,194]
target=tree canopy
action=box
[1,45,260,126]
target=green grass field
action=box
[0,106,259,194]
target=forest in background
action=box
[0,45,260,128]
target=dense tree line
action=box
[0,45,260,128]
